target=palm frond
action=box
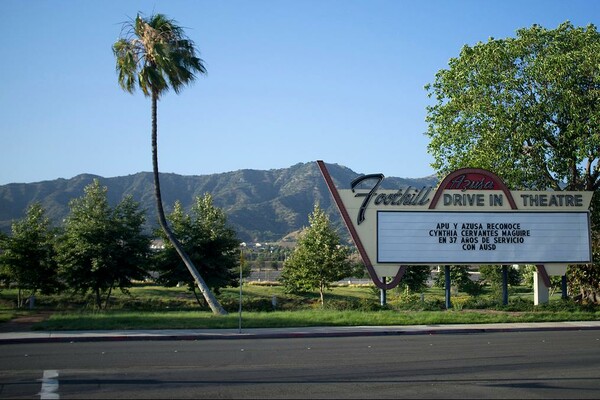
[113,12,206,98]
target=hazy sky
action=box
[1,0,598,185]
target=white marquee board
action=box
[377,211,591,264]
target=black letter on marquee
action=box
[351,174,384,225]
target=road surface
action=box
[1,329,599,398]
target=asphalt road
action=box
[1,329,599,399]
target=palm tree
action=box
[113,13,226,315]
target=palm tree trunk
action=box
[151,93,227,315]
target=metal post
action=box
[561,275,568,299]
[379,277,388,306]
[444,265,452,309]
[502,265,508,305]
[238,248,244,333]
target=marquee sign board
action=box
[377,211,590,264]
[317,161,593,289]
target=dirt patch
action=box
[0,311,53,332]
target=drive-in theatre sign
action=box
[317,161,592,303]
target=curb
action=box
[2,321,600,344]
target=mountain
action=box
[0,162,437,242]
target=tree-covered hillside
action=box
[0,162,437,242]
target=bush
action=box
[323,299,359,311]
[422,298,447,311]
[497,297,534,312]
[452,295,472,310]
[464,296,495,310]
[462,280,485,297]
[536,299,599,313]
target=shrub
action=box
[452,295,472,310]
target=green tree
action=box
[425,21,600,191]
[280,205,353,305]
[0,232,6,287]
[479,265,522,286]
[154,195,240,306]
[56,180,150,309]
[479,265,523,299]
[521,265,563,296]
[255,253,267,271]
[239,247,252,280]
[0,203,60,307]
[425,21,600,302]
[113,13,226,315]
[399,266,431,293]
[569,250,600,303]
[435,266,482,296]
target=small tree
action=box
[521,265,563,296]
[280,204,352,306]
[56,180,150,309]
[0,203,60,307]
[479,265,523,298]
[0,232,7,288]
[435,265,482,296]
[399,266,431,293]
[154,194,240,306]
[480,265,522,286]
[569,244,600,304]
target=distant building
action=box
[150,239,165,250]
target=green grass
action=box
[36,309,600,331]
[0,311,14,323]
[1,283,599,331]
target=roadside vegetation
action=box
[1,282,598,331]
[0,180,598,332]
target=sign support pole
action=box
[444,265,452,309]
[238,247,244,334]
[502,265,509,305]
[379,277,388,306]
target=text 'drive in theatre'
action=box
[376,211,591,264]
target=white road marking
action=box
[39,370,59,399]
